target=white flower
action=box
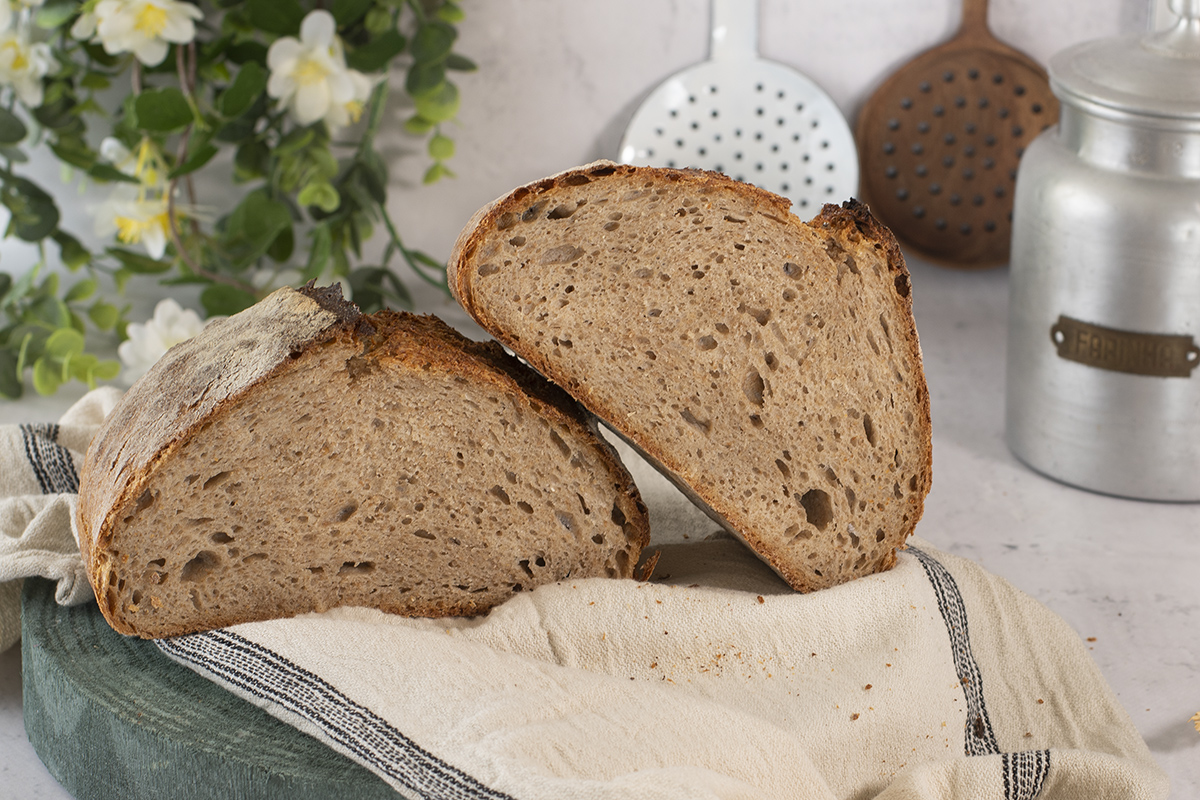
[0,28,55,106]
[267,10,374,130]
[93,185,171,259]
[73,0,202,67]
[100,136,165,187]
[117,297,207,384]
[0,0,47,35]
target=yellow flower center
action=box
[2,40,28,72]
[344,99,364,124]
[135,3,169,37]
[115,211,168,245]
[294,56,329,86]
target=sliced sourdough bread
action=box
[77,284,649,638]
[448,162,932,593]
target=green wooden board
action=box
[21,577,396,799]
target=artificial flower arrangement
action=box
[0,0,473,398]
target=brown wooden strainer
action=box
[856,0,1058,269]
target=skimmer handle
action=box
[711,0,759,60]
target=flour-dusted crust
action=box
[77,285,648,638]
[449,162,932,592]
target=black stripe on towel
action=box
[157,630,514,800]
[1003,749,1051,800]
[20,423,78,494]
[906,545,1000,757]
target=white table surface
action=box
[0,254,1197,798]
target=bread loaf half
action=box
[77,285,649,638]
[448,162,932,592]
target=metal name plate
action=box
[1050,315,1200,378]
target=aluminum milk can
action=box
[1007,0,1200,501]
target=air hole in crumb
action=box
[210,531,234,544]
[592,533,605,544]
[412,529,435,540]
[764,352,778,370]
[797,489,833,531]
[517,501,534,514]
[535,556,546,567]
[845,486,857,510]
[743,369,765,406]
[518,559,534,577]
[611,503,627,527]
[577,493,591,514]
[547,203,578,219]
[548,429,572,458]
[680,408,712,434]
[749,414,764,428]
[181,550,220,582]
[776,459,791,478]
[555,510,576,533]
[876,529,886,543]
[508,235,526,246]
[334,503,358,522]
[477,263,500,277]
[863,414,877,446]
[697,335,717,351]
[715,322,729,334]
[131,590,142,605]
[488,485,511,504]
[339,561,376,575]
[203,471,231,490]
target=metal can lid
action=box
[1050,0,1200,120]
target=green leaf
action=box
[413,81,459,123]
[80,72,112,90]
[91,359,120,382]
[0,272,11,301]
[107,247,173,274]
[0,109,27,145]
[298,181,340,212]
[403,114,434,135]
[423,162,449,184]
[346,30,406,73]
[247,0,303,35]
[1,145,28,164]
[234,139,270,181]
[44,327,85,359]
[364,7,392,34]
[87,163,139,183]
[135,88,193,132]
[445,53,478,72]
[53,231,91,270]
[226,41,269,66]
[405,61,445,98]
[201,284,257,316]
[436,3,465,23]
[411,21,456,64]
[348,266,412,313]
[219,61,267,118]
[303,225,332,281]
[31,357,61,395]
[275,127,314,156]
[0,348,21,399]
[63,278,97,303]
[223,190,292,268]
[428,133,455,161]
[49,139,95,170]
[88,300,120,331]
[168,142,219,179]
[331,0,373,26]
[34,0,79,29]
[3,177,60,242]
[267,225,294,263]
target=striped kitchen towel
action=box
[2,389,1171,799]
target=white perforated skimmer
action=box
[618,0,858,214]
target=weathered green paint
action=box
[21,578,396,799]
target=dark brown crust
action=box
[78,288,649,636]
[448,163,933,592]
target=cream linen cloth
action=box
[1,389,1170,799]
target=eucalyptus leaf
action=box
[0,109,27,145]
[331,0,372,26]
[49,140,95,170]
[107,247,173,274]
[346,30,406,73]
[34,0,78,29]
[219,61,267,118]
[267,225,294,263]
[445,53,478,72]
[201,283,257,316]
[0,272,9,302]
[63,277,97,303]
[53,231,91,270]
[246,0,303,35]
[226,41,269,66]
[31,357,61,396]
[423,162,448,184]
[411,21,456,64]
[91,359,120,382]
[3,177,60,242]
[168,142,219,179]
[405,61,444,98]
[413,81,459,123]
[80,72,112,90]
[0,145,27,163]
[428,133,454,160]
[88,300,120,331]
[135,88,194,132]
[403,114,434,135]
[44,327,85,359]
[0,348,20,400]
[303,225,332,281]
[276,127,314,156]
[87,163,139,183]
[437,3,465,23]
[364,6,392,34]
[224,190,292,268]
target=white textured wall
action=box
[0,0,1152,327]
